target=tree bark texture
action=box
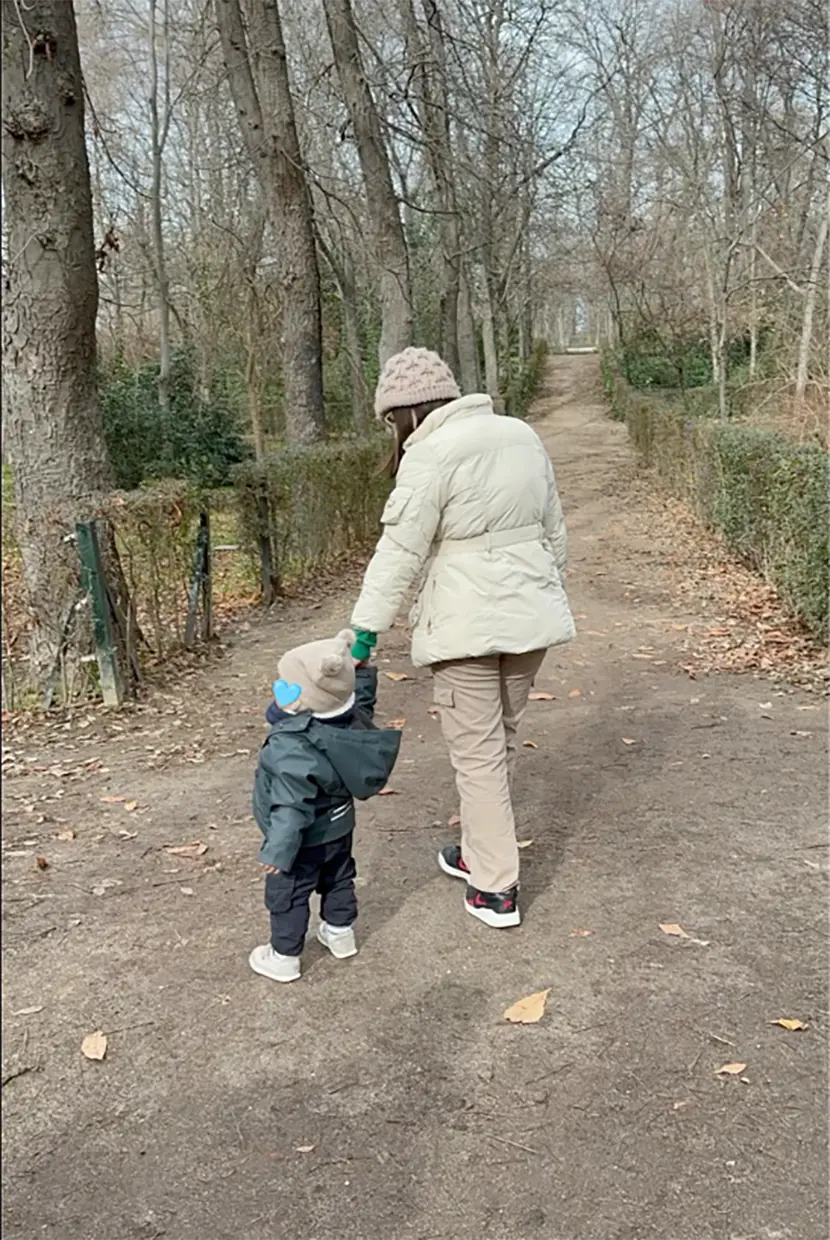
[215,0,325,442]
[323,0,413,368]
[1,0,127,680]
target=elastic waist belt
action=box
[433,523,542,557]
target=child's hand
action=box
[262,865,280,874]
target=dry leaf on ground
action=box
[164,842,208,859]
[124,801,138,813]
[385,672,410,682]
[771,1018,808,1031]
[448,813,461,827]
[503,989,550,1025]
[672,1099,691,1111]
[179,886,194,896]
[570,929,592,937]
[36,856,49,870]
[659,922,710,946]
[12,1006,44,1016]
[621,738,637,746]
[517,839,533,849]
[568,689,582,698]
[523,740,538,749]
[388,718,406,729]
[56,829,76,841]
[101,795,125,804]
[715,1062,747,1076]
[81,1030,108,1061]
[295,1144,315,1153]
[378,787,397,796]
[528,691,555,702]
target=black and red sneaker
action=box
[465,884,521,928]
[437,845,470,880]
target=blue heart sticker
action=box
[273,679,302,709]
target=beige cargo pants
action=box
[432,649,547,894]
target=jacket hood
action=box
[308,721,401,800]
[405,393,494,450]
[268,709,401,800]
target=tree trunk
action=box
[148,0,172,414]
[795,185,829,403]
[215,0,325,442]
[457,266,480,392]
[323,0,412,367]
[1,0,132,684]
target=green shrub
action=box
[100,349,250,489]
[612,372,829,639]
[508,340,549,418]
[233,437,390,591]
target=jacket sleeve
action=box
[255,742,319,873]
[542,456,568,578]
[354,664,379,720]
[351,446,444,634]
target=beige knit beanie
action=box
[374,347,461,418]
[276,629,356,716]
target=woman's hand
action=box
[262,865,280,874]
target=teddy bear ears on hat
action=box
[319,629,356,677]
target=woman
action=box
[351,348,574,928]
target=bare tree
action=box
[215,0,325,441]
[2,0,128,678]
[323,0,413,366]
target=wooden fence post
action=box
[76,521,125,708]
[184,510,212,649]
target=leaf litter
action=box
[771,1018,809,1031]
[81,1030,108,1061]
[659,922,710,947]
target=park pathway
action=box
[3,356,827,1240]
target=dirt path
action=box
[3,357,827,1240]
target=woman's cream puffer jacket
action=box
[351,394,575,668]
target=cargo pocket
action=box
[264,871,295,914]
[432,683,455,710]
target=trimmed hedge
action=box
[233,437,390,590]
[610,368,829,640]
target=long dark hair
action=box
[382,400,446,476]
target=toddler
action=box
[250,629,401,983]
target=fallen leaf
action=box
[570,929,592,937]
[179,886,194,896]
[568,689,582,698]
[378,787,397,796]
[522,740,538,749]
[92,878,122,896]
[503,989,550,1025]
[621,737,637,746]
[56,829,76,841]
[770,1018,808,1031]
[100,795,125,804]
[164,841,208,859]
[528,691,555,701]
[384,672,410,682]
[705,627,732,637]
[659,923,689,938]
[12,1005,44,1016]
[36,856,49,870]
[295,1144,315,1153]
[81,1030,108,1061]
[118,830,137,841]
[716,1062,747,1076]
[672,1099,691,1111]
[388,718,406,729]
[790,730,812,738]
[448,813,461,828]
[517,839,533,849]
[583,630,607,637]
[124,801,138,813]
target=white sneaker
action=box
[317,921,358,959]
[249,944,301,983]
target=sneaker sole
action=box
[248,951,301,983]
[437,849,469,881]
[316,928,358,959]
[464,900,521,929]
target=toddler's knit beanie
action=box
[276,629,356,716]
[374,347,460,419]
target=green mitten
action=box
[351,628,377,663]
